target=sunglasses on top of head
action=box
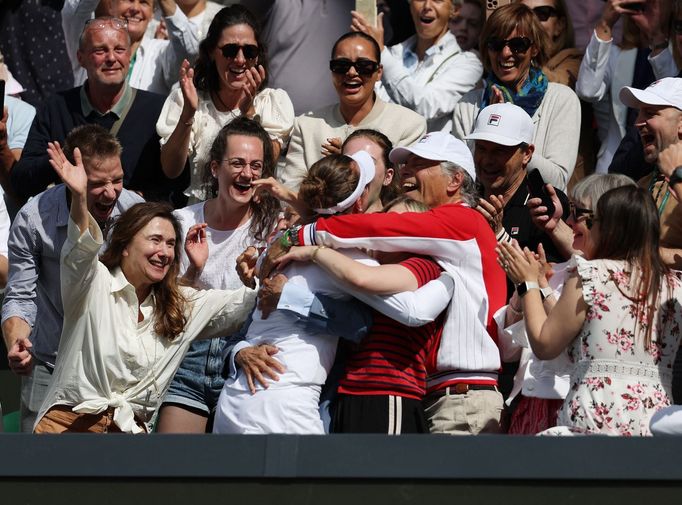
[220,43,259,60]
[486,36,533,54]
[329,58,380,77]
[532,5,558,22]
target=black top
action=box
[12,86,189,205]
[501,175,570,298]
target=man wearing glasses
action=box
[10,17,181,205]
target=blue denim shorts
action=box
[162,337,228,414]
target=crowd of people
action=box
[0,0,681,437]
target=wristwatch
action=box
[540,286,553,300]
[669,166,682,187]
[516,281,540,298]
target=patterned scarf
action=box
[481,66,548,118]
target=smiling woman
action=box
[280,31,426,191]
[452,3,581,191]
[31,142,257,434]
[156,4,295,204]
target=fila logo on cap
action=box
[488,114,501,127]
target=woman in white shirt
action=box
[157,5,295,203]
[33,142,256,434]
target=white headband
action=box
[314,150,376,215]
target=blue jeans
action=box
[162,337,228,415]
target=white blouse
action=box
[157,87,295,201]
[36,214,257,434]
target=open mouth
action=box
[343,80,363,91]
[498,60,516,70]
[149,258,168,270]
[640,132,656,147]
[402,181,418,192]
[94,202,115,215]
[419,15,435,25]
[229,67,247,77]
[233,181,252,192]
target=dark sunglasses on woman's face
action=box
[569,201,595,229]
[486,36,533,54]
[329,58,380,77]
[674,20,682,34]
[220,43,259,60]
[532,5,558,22]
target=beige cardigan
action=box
[279,97,426,190]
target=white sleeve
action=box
[648,46,680,80]
[650,406,682,436]
[342,272,454,327]
[61,0,99,81]
[575,31,613,103]
[381,47,482,123]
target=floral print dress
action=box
[545,256,682,436]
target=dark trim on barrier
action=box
[2,434,682,480]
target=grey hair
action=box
[440,161,479,207]
[570,173,636,209]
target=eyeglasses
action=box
[486,36,533,54]
[674,20,682,35]
[84,16,128,31]
[532,6,558,22]
[329,58,380,77]
[569,201,595,229]
[223,158,263,174]
[220,44,259,60]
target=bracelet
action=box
[311,245,326,263]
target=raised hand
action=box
[476,194,505,234]
[179,59,198,118]
[497,240,542,285]
[321,137,343,156]
[350,10,385,51]
[528,183,563,232]
[47,141,87,198]
[184,223,209,275]
[251,177,297,205]
[239,64,266,117]
[236,245,259,288]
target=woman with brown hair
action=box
[452,3,581,191]
[32,142,256,434]
[499,185,682,435]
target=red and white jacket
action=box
[297,202,507,392]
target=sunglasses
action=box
[569,201,595,229]
[486,36,533,54]
[532,5,558,22]
[674,20,682,35]
[220,43,259,60]
[329,58,380,77]
[84,16,128,31]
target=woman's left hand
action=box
[497,240,542,285]
[350,10,385,51]
[185,223,208,273]
[239,64,266,117]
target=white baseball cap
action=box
[619,77,682,110]
[465,103,534,146]
[389,132,475,180]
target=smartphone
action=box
[486,0,512,19]
[527,169,555,217]
[0,80,5,116]
[622,1,645,11]
[355,0,377,27]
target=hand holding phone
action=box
[527,169,555,217]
